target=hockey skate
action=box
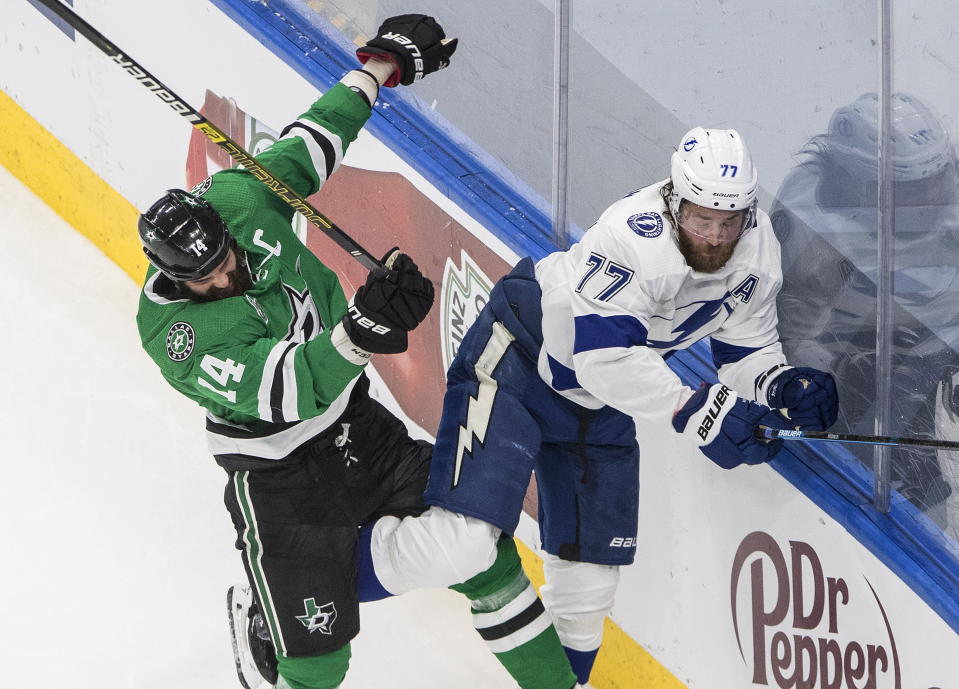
[228,584,279,689]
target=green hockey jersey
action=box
[137,84,373,464]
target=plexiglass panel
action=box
[566,2,881,237]
[564,0,887,506]
[889,3,959,541]
[298,0,556,229]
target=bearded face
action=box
[182,248,254,302]
[677,228,739,272]
[675,202,744,272]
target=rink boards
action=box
[2,1,957,687]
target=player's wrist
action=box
[331,321,373,365]
[755,363,792,406]
[359,58,396,86]
[673,386,697,415]
[340,68,381,107]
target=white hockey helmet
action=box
[669,127,759,235]
[828,92,954,182]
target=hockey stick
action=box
[755,426,959,451]
[32,0,380,271]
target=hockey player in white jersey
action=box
[388,127,841,686]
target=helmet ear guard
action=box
[138,189,232,281]
[669,127,759,237]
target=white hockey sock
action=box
[541,556,620,684]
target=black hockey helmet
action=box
[138,188,232,281]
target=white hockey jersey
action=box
[535,180,788,424]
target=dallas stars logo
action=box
[166,322,195,361]
[296,598,337,635]
[283,283,321,343]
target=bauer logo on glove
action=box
[346,304,394,336]
[673,383,786,469]
[340,247,435,354]
[696,384,732,440]
[357,14,458,87]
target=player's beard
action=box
[188,264,254,302]
[677,231,738,273]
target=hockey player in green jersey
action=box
[136,14,578,689]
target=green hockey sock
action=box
[452,537,577,689]
[274,643,351,689]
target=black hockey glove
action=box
[356,14,458,87]
[342,248,435,354]
[378,249,435,329]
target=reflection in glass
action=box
[773,92,959,540]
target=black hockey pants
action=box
[223,382,431,658]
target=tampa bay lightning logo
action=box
[626,212,664,238]
[683,137,698,152]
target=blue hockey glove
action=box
[766,366,839,431]
[673,384,785,469]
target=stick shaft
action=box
[756,426,959,451]
[33,0,379,270]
